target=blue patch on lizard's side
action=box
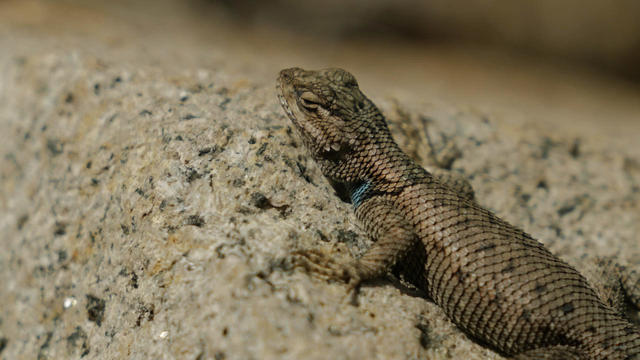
[349,180,372,208]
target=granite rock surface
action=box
[0,2,639,359]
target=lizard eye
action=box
[299,91,322,111]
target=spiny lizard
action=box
[276,67,640,359]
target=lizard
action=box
[275,67,640,359]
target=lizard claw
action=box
[291,248,365,305]
[290,248,355,283]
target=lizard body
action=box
[276,67,640,359]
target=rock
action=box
[0,3,638,359]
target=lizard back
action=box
[386,178,640,357]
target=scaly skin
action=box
[276,67,640,359]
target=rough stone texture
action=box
[0,1,639,360]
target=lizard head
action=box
[276,67,391,164]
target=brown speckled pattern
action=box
[277,67,640,359]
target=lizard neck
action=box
[319,139,424,203]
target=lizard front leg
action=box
[292,196,418,292]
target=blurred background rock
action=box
[217,0,640,82]
[2,0,638,141]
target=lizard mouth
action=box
[275,80,296,124]
[276,68,344,155]
[276,69,313,138]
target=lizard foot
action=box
[290,248,364,295]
